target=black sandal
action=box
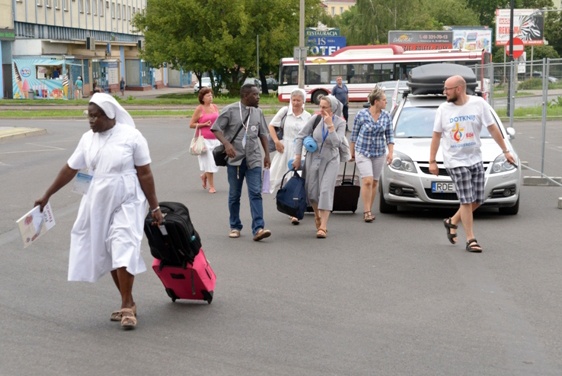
[443,218,458,244]
[465,238,483,253]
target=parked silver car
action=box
[379,93,521,215]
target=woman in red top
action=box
[190,87,220,193]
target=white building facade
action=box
[0,0,188,99]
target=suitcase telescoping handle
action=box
[341,161,357,181]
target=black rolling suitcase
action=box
[332,162,360,213]
[407,63,478,95]
[143,201,201,267]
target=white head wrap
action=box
[288,88,306,115]
[324,94,343,117]
[89,93,136,128]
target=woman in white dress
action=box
[268,89,311,224]
[34,93,163,330]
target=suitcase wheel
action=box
[202,290,214,304]
[165,288,179,302]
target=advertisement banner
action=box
[388,31,453,50]
[307,36,347,56]
[495,9,544,46]
[451,28,492,53]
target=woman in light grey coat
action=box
[293,95,347,238]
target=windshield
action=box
[394,107,493,138]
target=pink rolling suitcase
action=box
[152,248,216,303]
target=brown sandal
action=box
[120,308,137,330]
[110,303,136,321]
[363,211,375,222]
[316,228,327,238]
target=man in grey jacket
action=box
[212,84,272,241]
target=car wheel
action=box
[311,90,328,105]
[378,187,397,214]
[498,197,519,215]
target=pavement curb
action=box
[0,127,47,141]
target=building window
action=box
[78,0,83,13]
[37,0,43,6]
[63,0,67,10]
[111,2,115,18]
[128,5,131,20]
[340,7,343,14]
[86,0,91,13]
[54,0,60,9]
[45,0,51,7]
[117,2,121,19]
[331,6,335,16]
[99,0,103,16]
[122,5,126,20]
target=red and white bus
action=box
[277,45,491,104]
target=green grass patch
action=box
[496,104,562,119]
[0,107,281,118]
[0,92,282,108]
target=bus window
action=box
[306,65,329,85]
[281,66,298,85]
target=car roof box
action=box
[407,63,478,95]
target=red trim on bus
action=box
[330,44,405,56]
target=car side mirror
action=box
[506,127,516,140]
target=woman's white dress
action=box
[269,107,311,193]
[66,122,150,282]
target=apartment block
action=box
[322,0,356,16]
[0,0,187,99]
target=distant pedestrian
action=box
[120,77,126,97]
[211,84,272,241]
[74,76,83,100]
[190,87,220,194]
[429,75,516,253]
[332,76,349,131]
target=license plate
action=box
[431,182,456,193]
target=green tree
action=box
[133,0,323,95]
[339,0,477,46]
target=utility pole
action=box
[506,0,515,119]
[298,0,305,89]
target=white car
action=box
[194,77,212,92]
[379,93,521,215]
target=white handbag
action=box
[190,128,207,155]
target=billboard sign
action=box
[495,9,544,46]
[388,31,453,50]
[450,27,492,53]
[307,36,347,56]
[306,27,340,37]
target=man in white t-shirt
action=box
[429,75,516,253]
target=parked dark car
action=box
[266,77,278,91]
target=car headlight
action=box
[389,151,417,173]
[490,153,518,174]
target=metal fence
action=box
[482,58,562,191]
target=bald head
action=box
[444,75,468,104]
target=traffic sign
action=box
[505,37,525,59]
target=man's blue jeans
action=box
[227,159,264,236]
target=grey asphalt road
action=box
[1,117,561,376]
